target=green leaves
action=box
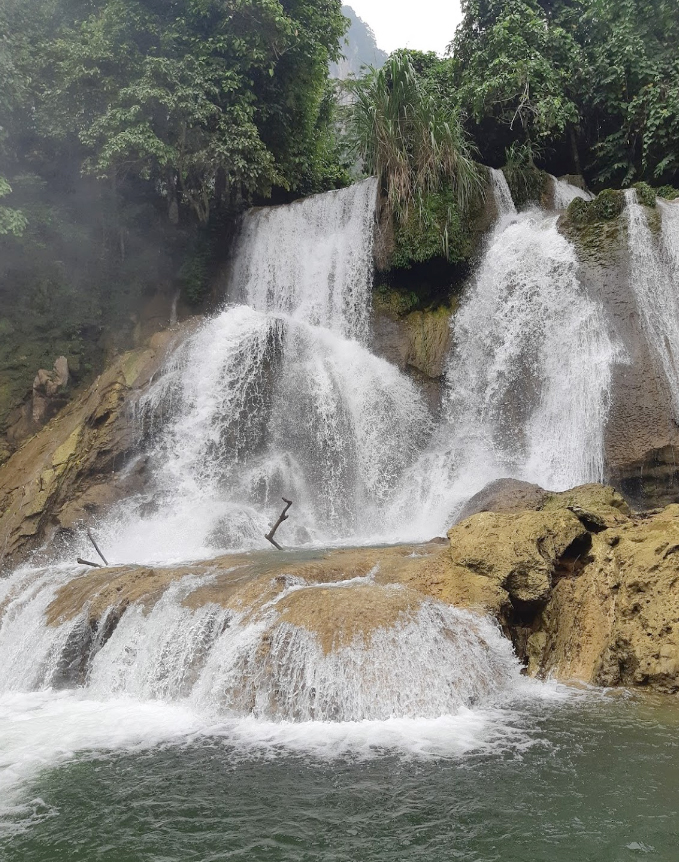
[0,178,27,236]
[7,0,346,226]
[346,54,482,262]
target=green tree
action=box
[574,0,679,185]
[20,0,347,224]
[452,0,582,165]
[347,54,481,260]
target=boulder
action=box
[456,478,548,521]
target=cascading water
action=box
[625,190,679,420]
[0,172,628,813]
[385,169,622,537]
[91,178,432,561]
[551,174,594,209]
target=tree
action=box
[347,53,481,259]
[452,0,582,168]
[20,0,347,224]
[575,0,679,185]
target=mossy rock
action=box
[632,182,656,208]
[562,189,626,263]
[502,164,550,210]
[657,185,679,201]
[373,285,420,316]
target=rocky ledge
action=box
[40,480,679,694]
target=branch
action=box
[265,498,293,551]
[87,529,109,566]
[77,557,102,568]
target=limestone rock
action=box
[447,509,589,610]
[456,478,548,521]
[0,327,190,569]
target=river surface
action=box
[2,688,678,861]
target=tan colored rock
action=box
[447,509,589,608]
[0,326,191,570]
[32,480,679,695]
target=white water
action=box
[0,174,625,812]
[551,175,593,209]
[66,170,621,551]
[230,178,377,342]
[385,172,622,537]
[625,191,679,420]
[0,555,541,813]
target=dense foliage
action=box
[449,0,679,187]
[346,54,481,266]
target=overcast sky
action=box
[347,0,463,56]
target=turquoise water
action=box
[2,693,679,861]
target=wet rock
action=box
[456,478,548,521]
[0,326,192,569]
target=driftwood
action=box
[75,529,109,568]
[77,557,102,568]
[265,498,293,550]
[87,529,109,566]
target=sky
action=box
[347,0,463,56]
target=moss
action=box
[657,185,679,201]
[502,164,550,210]
[373,285,420,316]
[632,182,656,208]
[562,188,626,262]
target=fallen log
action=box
[265,498,293,550]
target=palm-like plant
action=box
[346,55,482,256]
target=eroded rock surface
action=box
[0,327,190,569]
[19,482,679,695]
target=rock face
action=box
[562,208,679,508]
[0,327,190,570]
[456,478,550,521]
[371,301,453,409]
[441,482,679,692]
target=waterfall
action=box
[625,191,679,420]
[385,188,622,537]
[92,179,431,561]
[0,175,623,794]
[490,167,517,217]
[229,178,377,342]
[551,175,593,209]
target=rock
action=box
[456,478,549,521]
[32,355,70,425]
[446,509,590,612]
[0,326,191,570]
[35,488,679,694]
[371,301,454,410]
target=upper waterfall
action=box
[229,178,378,342]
